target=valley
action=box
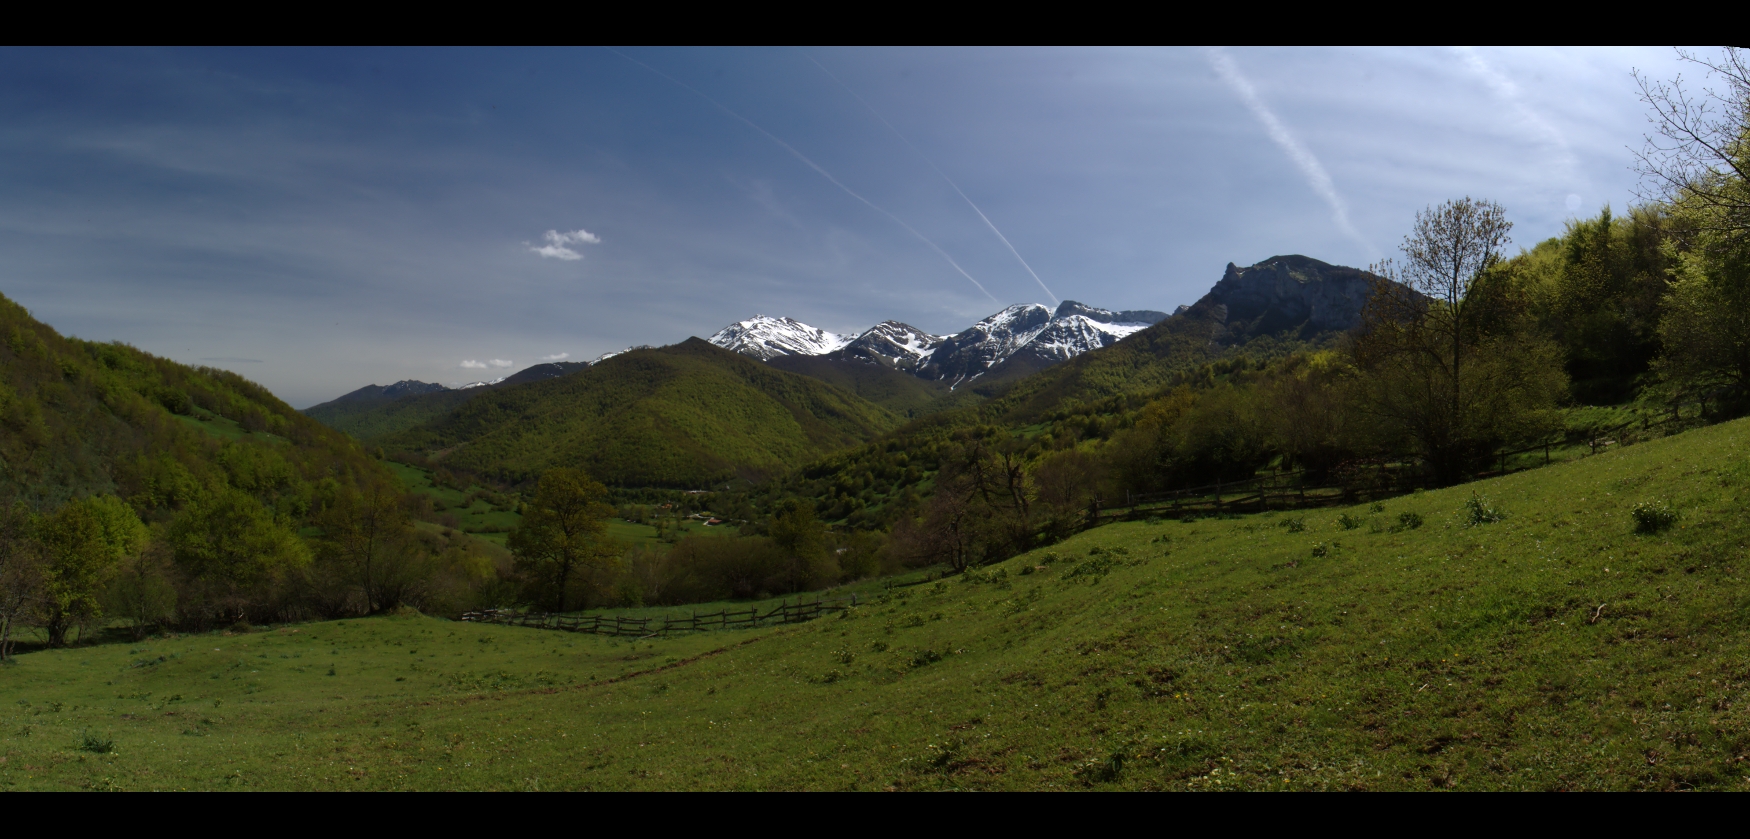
[5,45,1748,793]
[5,416,1749,790]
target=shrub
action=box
[1631,500,1678,534]
[1310,542,1329,558]
[75,731,114,754]
[1464,494,1505,526]
[1278,518,1306,533]
[1336,513,1364,530]
[1397,511,1424,530]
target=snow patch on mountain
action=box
[1021,315,1152,362]
[707,299,1172,386]
[838,321,946,371]
[590,345,655,365]
[707,316,851,361]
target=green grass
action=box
[388,460,736,548]
[387,461,520,542]
[7,416,1750,790]
[166,408,295,446]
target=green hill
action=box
[383,340,903,488]
[0,292,388,509]
[4,415,1747,789]
[303,388,476,441]
[764,355,972,419]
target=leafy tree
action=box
[767,501,831,593]
[0,501,44,660]
[319,481,422,613]
[507,468,616,611]
[166,489,311,624]
[1357,198,1567,485]
[103,541,178,641]
[35,496,147,645]
[1656,239,1750,403]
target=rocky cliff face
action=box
[1201,255,1377,345]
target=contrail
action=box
[604,47,1000,305]
[1206,48,1377,259]
[1451,47,1579,182]
[807,55,1060,306]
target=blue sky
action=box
[0,47,1690,407]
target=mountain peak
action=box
[1052,300,1171,326]
[707,315,850,361]
[1205,255,1377,343]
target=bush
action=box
[1278,518,1306,533]
[1630,500,1678,534]
[1336,513,1364,530]
[1396,511,1425,530]
[1464,495,1505,526]
[75,730,114,754]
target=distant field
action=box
[386,461,732,548]
[174,409,287,444]
[6,417,1750,790]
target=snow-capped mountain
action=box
[837,321,946,372]
[1003,301,1168,365]
[706,316,850,361]
[917,304,1055,385]
[456,376,509,390]
[705,300,1171,387]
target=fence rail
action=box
[1085,399,1718,527]
[460,595,857,637]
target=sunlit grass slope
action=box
[6,417,1750,790]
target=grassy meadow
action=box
[5,416,1750,790]
[386,460,733,548]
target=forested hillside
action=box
[0,291,386,509]
[0,292,521,648]
[383,340,903,488]
[303,388,476,442]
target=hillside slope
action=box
[303,388,476,441]
[764,355,966,419]
[5,416,1748,789]
[0,291,388,508]
[303,362,594,441]
[384,340,903,487]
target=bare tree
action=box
[1357,198,1565,485]
[1633,48,1750,240]
[1370,197,1515,415]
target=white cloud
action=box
[527,228,601,261]
[1206,47,1377,260]
[540,352,570,361]
[488,358,513,368]
[459,359,487,369]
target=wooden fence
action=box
[1087,399,1718,527]
[460,595,857,638]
